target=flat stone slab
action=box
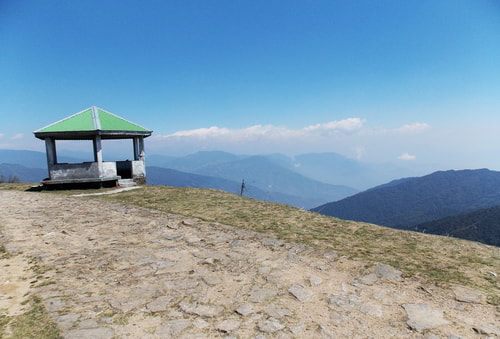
[201,275,222,286]
[156,319,191,337]
[265,306,293,319]
[375,264,403,282]
[78,319,99,329]
[452,285,487,304]
[257,317,285,333]
[216,319,241,332]
[56,313,81,331]
[360,303,383,317]
[309,275,323,286]
[179,301,224,317]
[249,286,278,303]
[358,273,378,285]
[109,299,145,313]
[66,327,114,339]
[193,318,210,329]
[235,304,255,316]
[146,295,174,312]
[288,284,314,302]
[403,304,451,331]
[328,294,360,310]
[44,297,65,312]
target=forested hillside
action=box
[413,205,500,246]
[312,169,500,231]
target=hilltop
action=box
[0,184,498,338]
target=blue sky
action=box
[1,1,499,171]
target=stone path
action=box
[0,191,498,338]
[70,186,142,197]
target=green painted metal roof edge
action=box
[34,108,94,133]
[96,107,150,132]
[33,106,152,134]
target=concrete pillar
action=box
[139,136,146,183]
[138,137,145,155]
[45,138,57,178]
[133,137,140,161]
[93,135,103,177]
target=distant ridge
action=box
[413,205,500,247]
[0,149,83,169]
[0,163,47,182]
[149,151,359,206]
[312,169,500,230]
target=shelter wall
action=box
[50,161,118,180]
[102,162,118,177]
[132,160,145,183]
[50,162,100,180]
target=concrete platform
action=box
[40,176,120,190]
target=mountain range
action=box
[149,151,358,208]
[1,149,372,209]
[148,151,416,191]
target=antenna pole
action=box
[240,179,246,196]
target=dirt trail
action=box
[0,191,498,338]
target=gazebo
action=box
[33,106,152,188]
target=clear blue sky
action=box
[1,1,499,171]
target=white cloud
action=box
[394,123,430,134]
[11,133,24,140]
[147,118,439,164]
[168,126,231,139]
[398,152,416,160]
[0,133,4,138]
[304,118,365,132]
[160,118,365,141]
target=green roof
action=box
[34,107,151,133]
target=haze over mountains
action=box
[2,149,377,209]
[148,151,415,191]
[148,151,360,208]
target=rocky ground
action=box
[0,190,498,338]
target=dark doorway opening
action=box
[116,161,132,179]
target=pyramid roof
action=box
[34,106,152,140]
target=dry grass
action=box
[3,297,61,339]
[0,183,35,191]
[0,245,10,259]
